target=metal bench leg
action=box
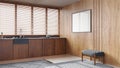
[102,56,105,64]
[82,53,83,62]
[94,55,96,65]
[90,56,92,60]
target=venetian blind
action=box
[47,8,58,35]
[33,7,46,35]
[17,5,31,35]
[0,3,15,35]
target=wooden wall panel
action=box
[60,0,120,67]
[100,0,120,66]
[60,0,94,56]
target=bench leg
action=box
[102,56,105,64]
[94,55,96,65]
[82,53,83,62]
[90,56,92,60]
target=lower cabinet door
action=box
[29,39,43,57]
[55,38,66,55]
[43,39,55,56]
[0,40,13,61]
[14,44,29,59]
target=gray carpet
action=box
[0,59,113,68]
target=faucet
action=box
[1,32,3,39]
[19,29,23,38]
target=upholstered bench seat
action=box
[82,50,105,65]
[82,50,104,57]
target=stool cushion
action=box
[82,50,104,57]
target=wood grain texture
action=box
[100,0,120,66]
[55,38,66,55]
[14,44,29,59]
[0,40,13,61]
[43,39,55,56]
[60,0,94,56]
[60,0,120,66]
[29,39,43,57]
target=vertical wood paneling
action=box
[43,39,55,56]
[60,0,94,56]
[29,39,43,57]
[100,0,120,66]
[60,0,120,66]
[0,40,13,61]
[14,44,29,59]
[55,38,66,55]
[93,0,101,51]
[31,6,33,35]
[15,4,17,35]
[46,8,48,35]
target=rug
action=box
[45,55,81,63]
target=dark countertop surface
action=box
[0,37,65,40]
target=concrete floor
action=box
[0,59,113,68]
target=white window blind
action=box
[17,5,31,35]
[0,3,15,35]
[47,8,58,35]
[33,7,46,35]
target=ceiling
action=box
[1,0,80,8]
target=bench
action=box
[82,50,105,65]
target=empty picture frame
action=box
[72,9,92,32]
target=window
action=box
[72,10,91,32]
[47,8,59,35]
[33,7,46,35]
[17,5,31,35]
[0,3,15,35]
[0,2,59,35]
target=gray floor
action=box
[0,59,113,68]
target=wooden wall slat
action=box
[60,0,94,56]
[60,0,120,67]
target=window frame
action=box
[0,3,15,35]
[47,8,59,35]
[71,9,92,33]
[33,7,46,35]
[0,2,60,36]
[16,5,32,35]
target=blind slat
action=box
[17,5,31,35]
[0,3,59,35]
[47,8,58,35]
[33,7,46,35]
[0,3,15,35]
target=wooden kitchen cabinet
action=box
[43,39,55,56]
[29,38,66,57]
[0,40,13,61]
[29,39,43,57]
[13,39,29,59]
[0,38,66,61]
[13,44,29,59]
[55,38,66,55]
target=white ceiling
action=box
[1,0,80,8]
